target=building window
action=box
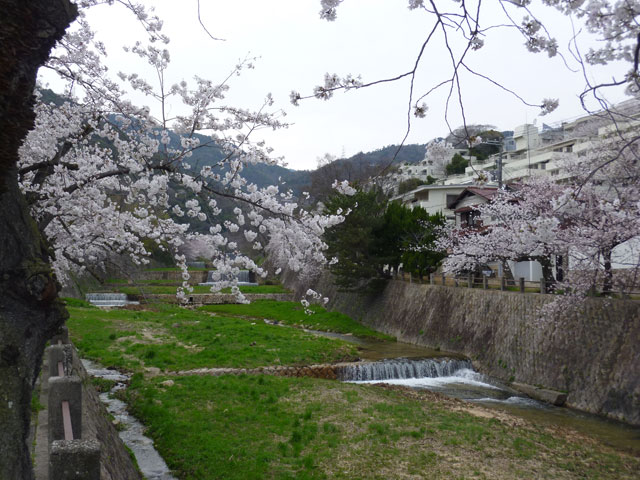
[460,211,481,227]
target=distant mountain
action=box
[304,144,427,202]
[180,133,427,199]
[339,144,427,168]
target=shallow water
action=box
[82,359,178,480]
[303,329,465,361]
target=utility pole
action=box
[497,149,503,189]
[481,139,504,188]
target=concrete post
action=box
[500,276,506,291]
[50,325,69,345]
[50,439,100,480]
[519,277,525,293]
[441,273,446,286]
[47,345,72,377]
[429,273,434,285]
[540,277,546,294]
[467,272,473,288]
[409,273,412,284]
[483,276,488,290]
[48,376,82,443]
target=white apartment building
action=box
[391,184,468,221]
[443,99,640,186]
[441,123,575,185]
[394,149,474,185]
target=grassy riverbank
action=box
[200,300,394,341]
[65,302,360,371]
[65,299,640,479]
[124,374,639,480]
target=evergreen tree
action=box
[446,153,469,175]
[323,191,446,290]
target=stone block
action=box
[48,375,82,443]
[50,325,69,344]
[47,344,72,377]
[49,439,100,480]
[512,382,567,406]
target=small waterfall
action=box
[85,293,130,307]
[201,270,257,286]
[338,358,472,382]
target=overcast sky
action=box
[44,0,630,171]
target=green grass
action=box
[63,297,96,308]
[31,389,44,414]
[123,374,640,480]
[104,278,185,286]
[199,300,394,341]
[90,376,117,393]
[98,284,290,295]
[65,303,358,371]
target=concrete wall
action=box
[291,273,640,426]
[136,270,209,283]
[34,342,142,480]
[139,293,295,305]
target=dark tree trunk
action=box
[537,255,556,293]
[602,249,613,294]
[0,2,76,479]
[555,254,564,282]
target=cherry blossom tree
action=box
[441,177,565,287]
[424,139,454,177]
[2,2,349,475]
[19,1,349,303]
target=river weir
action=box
[85,292,139,307]
[339,358,472,382]
[82,359,177,480]
[199,269,258,286]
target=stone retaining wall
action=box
[285,273,640,426]
[139,292,295,305]
[135,270,209,283]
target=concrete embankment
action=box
[285,273,640,426]
[136,292,295,304]
[33,338,141,480]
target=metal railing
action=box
[398,272,640,298]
